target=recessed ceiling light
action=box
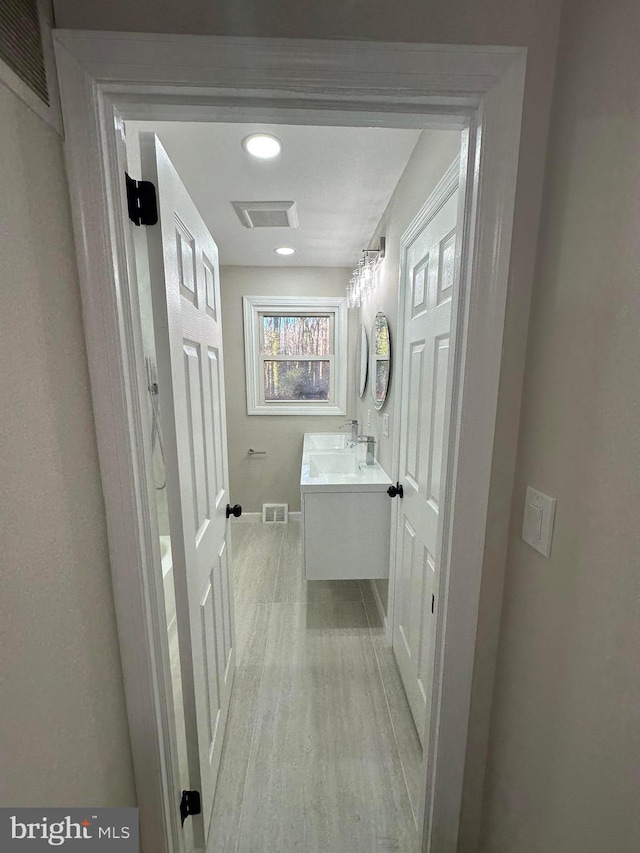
[275,247,295,256]
[243,133,282,160]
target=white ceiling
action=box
[126,121,422,267]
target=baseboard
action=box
[233,512,262,523]
[369,579,387,631]
[232,511,302,523]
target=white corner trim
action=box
[242,295,348,416]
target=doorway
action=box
[126,118,460,851]
[54,30,527,853]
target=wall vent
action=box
[0,0,61,132]
[0,0,48,104]
[262,503,288,524]
[232,201,298,229]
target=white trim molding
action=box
[52,30,527,853]
[242,295,348,416]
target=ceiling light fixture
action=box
[242,133,282,160]
[275,247,295,256]
[347,238,386,308]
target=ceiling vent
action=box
[232,201,298,229]
[0,0,61,132]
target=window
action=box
[243,295,347,415]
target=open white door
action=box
[392,182,458,746]
[140,133,236,847]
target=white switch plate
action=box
[382,413,390,436]
[522,486,556,558]
[367,409,371,429]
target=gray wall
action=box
[20,1,638,849]
[352,129,462,610]
[220,266,354,513]
[0,83,135,806]
[477,1,640,850]
[51,8,564,842]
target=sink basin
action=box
[301,432,391,490]
[308,451,358,477]
[305,433,349,450]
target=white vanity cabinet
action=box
[300,433,392,581]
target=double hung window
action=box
[243,296,347,416]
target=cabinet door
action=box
[303,492,390,581]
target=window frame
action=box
[243,295,348,416]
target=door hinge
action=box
[126,173,158,226]
[179,790,201,826]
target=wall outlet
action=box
[382,413,390,436]
[367,409,371,429]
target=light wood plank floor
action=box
[208,521,423,853]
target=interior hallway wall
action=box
[52,5,564,842]
[477,1,640,850]
[221,265,354,514]
[353,129,461,612]
[0,83,136,806]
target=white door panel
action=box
[140,133,235,847]
[393,188,458,746]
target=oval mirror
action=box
[371,312,391,410]
[357,324,369,398]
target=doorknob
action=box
[226,504,243,519]
[387,483,404,499]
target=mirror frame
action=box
[357,323,369,398]
[371,312,391,410]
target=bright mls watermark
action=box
[1,809,138,851]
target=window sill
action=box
[248,403,347,417]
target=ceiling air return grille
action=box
[0,0,48,105]
[232,201,298,229]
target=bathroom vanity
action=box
[300,433,392,580]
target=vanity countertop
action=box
[300,433,392,493]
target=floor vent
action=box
[262,503,288,524]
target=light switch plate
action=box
[522,486,556,558]
[367,409,371,429]
[382,413,390,436]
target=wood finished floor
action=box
[208,521,423,853]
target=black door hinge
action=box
[179,790,201,826]
[126,173,158,226]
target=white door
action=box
[140,133,236,846]
[392,185,458,746]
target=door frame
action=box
[53,31,527,853]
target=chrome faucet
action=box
[340,419,359,445]
[357,434,376,465]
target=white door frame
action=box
[53,31,526,853]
